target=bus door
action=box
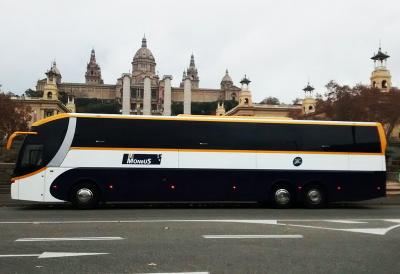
[15,142,46,201]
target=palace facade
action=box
[35,37,242,115]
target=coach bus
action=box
[6,113,386,208]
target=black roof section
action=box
[240,75,251,85]
[371,47,390,61]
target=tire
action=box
[70,182,100,209]
[303,185,326,209]
[270,184,293,208]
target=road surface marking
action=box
[202,234,303,239]
[0,252,108,259]
[284,223,400,235]
[1,219,400,225]
[384,219,400,223]
[16,236,124,242]
[0,219,277,225]
[324,220,367,224]
[137,272,209,274]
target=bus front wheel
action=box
[70,183,100,209]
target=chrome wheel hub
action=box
[307,189,322,204]
[76,188,93,203]
[275,189,290,205]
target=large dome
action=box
[221,69,232,83]
[133,37,155,62]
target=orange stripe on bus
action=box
[70,147,384,156]
[11,167,47,181]
[32,113,380,127]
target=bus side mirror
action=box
[5,131,38,150]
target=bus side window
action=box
[21,145,43,168]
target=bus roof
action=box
[32,113,381,127]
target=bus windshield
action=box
[13,118,69,177]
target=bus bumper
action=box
[11,182,18,200]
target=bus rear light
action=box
[108,184,114,190]
[232,185,237,190]
[337,186,342,191]
[170,184,176,190]
[297,186,302,190]
[377,186,381,190]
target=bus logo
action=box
[122,154,162,165]
[293,157,302,167]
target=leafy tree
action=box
[58,91,68,105]
[0,93,31,143]
[24,88,42,98]
[75,98,121,114]
[297,81,400,139]
[292,98,302,105]
[260,96,280,105]
[171,100,239,116]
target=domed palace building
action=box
[35,36,243,117]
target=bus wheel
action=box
[271,184,293,208]
[71,183,99,209]
[303,185,325,208]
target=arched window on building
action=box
[244,98,249,105]
[373,81,376,88]
[231,93,236,101]
[382,80,387,88]
[47,92,52,99]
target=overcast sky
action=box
[1,0,399,103]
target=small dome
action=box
[133,37,155,62]
[50,61,61,75]
[221,69,232,83]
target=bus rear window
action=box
[354,126,381,153]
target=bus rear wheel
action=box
[303,185,326,208]
[270,184,293,208]
[70,183,100,209]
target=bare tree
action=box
[307,81,400,139]
[0,93,32,143]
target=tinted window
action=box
[179,122,300,151]
[72,118,381,153]
[72,118,181,148]
[354,126,381,153]
[299,125,354,152]
[20,144,43,168]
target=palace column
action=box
[122,73,131,115]
[143,76,151,115]
[183,77,191,115]
[163,75,172,116]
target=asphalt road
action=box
[0,203,400,274]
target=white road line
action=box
[137,272,209,274]
[0,252,108,259]
[0,219,398,225]
[202,234,303,239]
[16,236,124,242]
[284,223,400,235]
[324,220,368,224]
[0,219,278,225]
[0,254,40,258]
